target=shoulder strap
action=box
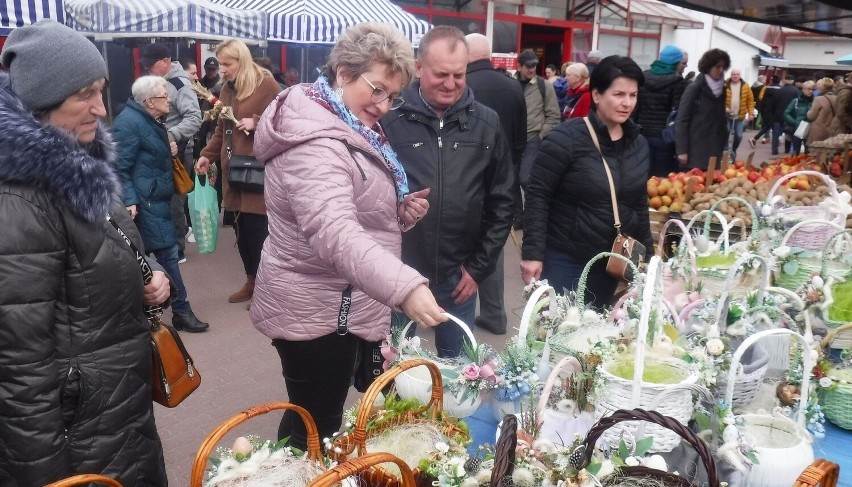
[224,87,235,159]
[582,117,622,233]
[537,76,546,103]
[827,96,836,116]
[107,216,162,319]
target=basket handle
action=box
[820,229,852,276]
[704,197,759,249]
[656,218,698,278]
[577,252,640,305]
[724,329,814,428]
[609,288,683,333]
[536,356,582,420]
[517,284,555,348]
[350,358,445,456]
[307,452,415,487]
[44,475,123,487]
[582,408,720,487]
[822,322,852,349]
[628,256,663,408]
[190,402,323,487]
[677,298,705,327]
[399,312,478,350]
[792,458,840,487]
[779,220,844,249]
[767,170,840,204]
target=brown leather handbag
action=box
[583,117,646,282]
[172,156,194,195]
[108,217,201,408]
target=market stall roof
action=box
[211,0,431,46]
[1,0,64,35]
[63,0,268,43]
[571,0,703,29]
[659,0,852,38]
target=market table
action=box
[465,401,852,486]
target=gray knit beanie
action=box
[0,19,108,111]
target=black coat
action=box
[382,81,516,284]
[465,59,527,168]
[769,85,801,125]
[522,110,652,264]
[0,74,167,486]
[675,73,728,170]
[758,85,780,124]
[634,70,687,137]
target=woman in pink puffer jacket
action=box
[251,23,445,450]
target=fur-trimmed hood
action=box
[0,73,120,222]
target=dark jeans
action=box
[646,135,676,177]
[396,269,477,358]
[542,247,617,310]
[726,118,745,157]
[791,136,805,155]
[273,332,379,451]
[771,122,782,155]
[476,249,506,332]
[151,244,190,313]
[234,212,268,276]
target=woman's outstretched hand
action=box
[400,284,445,328]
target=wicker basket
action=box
[581,408,720,487]
[595,257,699,453]
[190,402,324,487]
[773,220,844,291]
[536,356,596,444]
[723,329,815,487]
[330,358,470,487]
[792,459,840,487]
[307,452,415,487]
[820,230,852,332]
[818,324,852,430]
[394,314,482,418]
[44,475,123,487]
[766,170,848,249]
[656,218,698,309]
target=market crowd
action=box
[1,18,852,485]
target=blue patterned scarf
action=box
[306,75,409,202]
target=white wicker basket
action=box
[723,329,815,487]
[394,313,481,418]
[594,256,699,453]
[536,356,596,445]
[766,170,848,250]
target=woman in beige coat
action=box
[807,77,838,146]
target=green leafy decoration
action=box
[586,462,602,476]
[618,439,630,460]
[634,437,653,457]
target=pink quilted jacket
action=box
[250,86,428,342]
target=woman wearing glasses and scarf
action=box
[250,22,445,450]
[195,39,281,306]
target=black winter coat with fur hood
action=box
[0,74,167,486]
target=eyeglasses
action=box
[360,74,405,110]
[148,96,169,101]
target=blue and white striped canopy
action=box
[212,0,430,46]
[1,0,64,33]
[64,0,267,42]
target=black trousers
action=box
[234,212,268,276]
[272,333,383,451]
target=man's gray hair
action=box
[132,75,169,104]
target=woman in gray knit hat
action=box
[0,20,168,485]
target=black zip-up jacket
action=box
[634,70,687,137]
[522,110,652,263]
[382,81,516,284]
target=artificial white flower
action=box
[811,275,825,290]
[643,455,668,471]
[819,377,833,388]
[772,246,791,259]
[434,442,450,453]
[706,338,725,356]
[625,456,640,467]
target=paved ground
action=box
[157,126,778,485]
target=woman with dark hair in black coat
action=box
[521,55,653,309]
[675,48,731,170]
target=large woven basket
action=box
[582,408,720,487]
[766,170,847,249]
[307,452,415,487]
[394,313,482,417]
[723,329,815,487]
[330,358,470,487]
[773,220,843,291]
[820,230,852,332]
[190,402,325,487]
[792,459,840,487]
[44,475,122,487]
[595,257,699,453]
[818,325,852,430]
[536,356,596,444]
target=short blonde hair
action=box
[802,80,816,90]
[325,22,415,88]
[816,77,835,93]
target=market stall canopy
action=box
[63,0,268,43]
[211,0,431,46]
[659,0,852,38]
[571,0,703,29]
[1,0,64,35]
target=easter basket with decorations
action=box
[594,256,700,453]
[764,170,848,248]
[536,356,598,445]
[771,220,843,291]
[190,402,328,487]
[329,358,471,487]
[816,336,852,430]
[388,314,498,418]
[306,452,415,487]
[656,217,699,313]
[490,333,542,421]
[818,230,852,345]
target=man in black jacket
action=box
[770,75,801,155]
[382,26,515,357]
[633,44,687,176]
[464,33,527,335]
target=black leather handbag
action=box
[228,153,264,193]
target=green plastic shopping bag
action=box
[187,175,219,253]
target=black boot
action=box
[172,310,209,333]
